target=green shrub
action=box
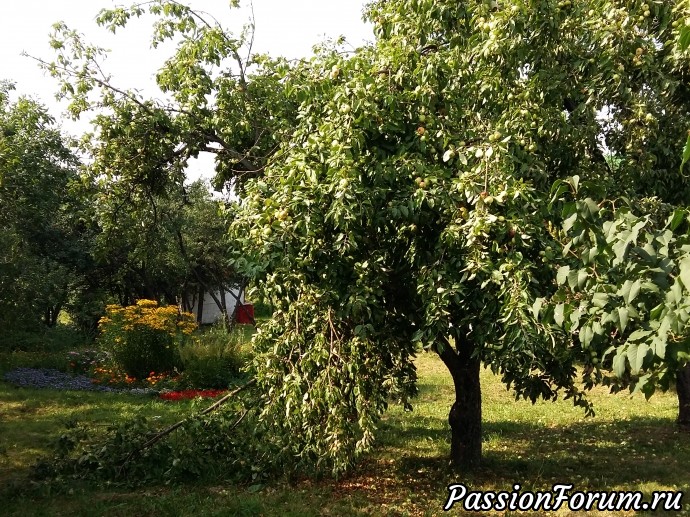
[0,350,70,374]
[0,324,89,353]
[179,324,247,389]
[252,298,273,319]
[97,300,196,379]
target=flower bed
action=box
[3,368,229,398]
[2,367,155,394]
[67,350,112,375]
[159,389,226,401]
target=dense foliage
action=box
[14,0,690,481]
[0,83,91,332]
[541,179,690,424]
[232,0,690,468]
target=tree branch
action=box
[119,378,256,472]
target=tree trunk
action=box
[197,286,204,323]
[436,337,482,469]
[219,287,231,328]
[677,363,690,429]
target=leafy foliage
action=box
[28,0,690,477]
[0,82,91,331]
[539,179,690,398]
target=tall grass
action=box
[177,323,253,388]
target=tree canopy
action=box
[33,0,690,475]
[231,0,690,469]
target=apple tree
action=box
[230,0,690,471]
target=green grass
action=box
[179,323,254,388]
[1,353,689,516]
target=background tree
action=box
[88,168,241,324]
[36,1,304,324]
[0,82,91,332]
[41,0,301,193]
[536,2,690,428]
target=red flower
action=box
[159,389,226,401]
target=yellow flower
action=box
[136,299,159,308]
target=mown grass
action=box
[1,353,689,516]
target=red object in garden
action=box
[159,389,226,401]
[235,303,254,324]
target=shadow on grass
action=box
[376,412,690,493]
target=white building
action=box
[189,288,245,325]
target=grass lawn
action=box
[1,352,689,516]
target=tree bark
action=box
[197,286,204,323]
[677,363,690,429]
[218,287,231,328]
[436,336,482,469]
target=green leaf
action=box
[582,198,599,218]
[557,265,570,286]
[567,269,579,289]
[633,343,649,374]
[562,212,578,233]
[618,279,640,304]
[650,303,665,320]
[678,257,690,291]
[653,336,667,359]
[554,303,565,326]
[592,292,609,308]
[618,307,629,333]
[627,329,652,342]
[580,325,593,348]
[681,132,690,172]
[680,26,690,52]
[669,209,686,231]
[532,297,544,320]
[628,279,641,304]
[613,352,627,378]
[612,239,629,262]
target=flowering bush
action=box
[91,366,137,387]
[98,300,197,379]
[67,350,111,376]
[144,370,182,390]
